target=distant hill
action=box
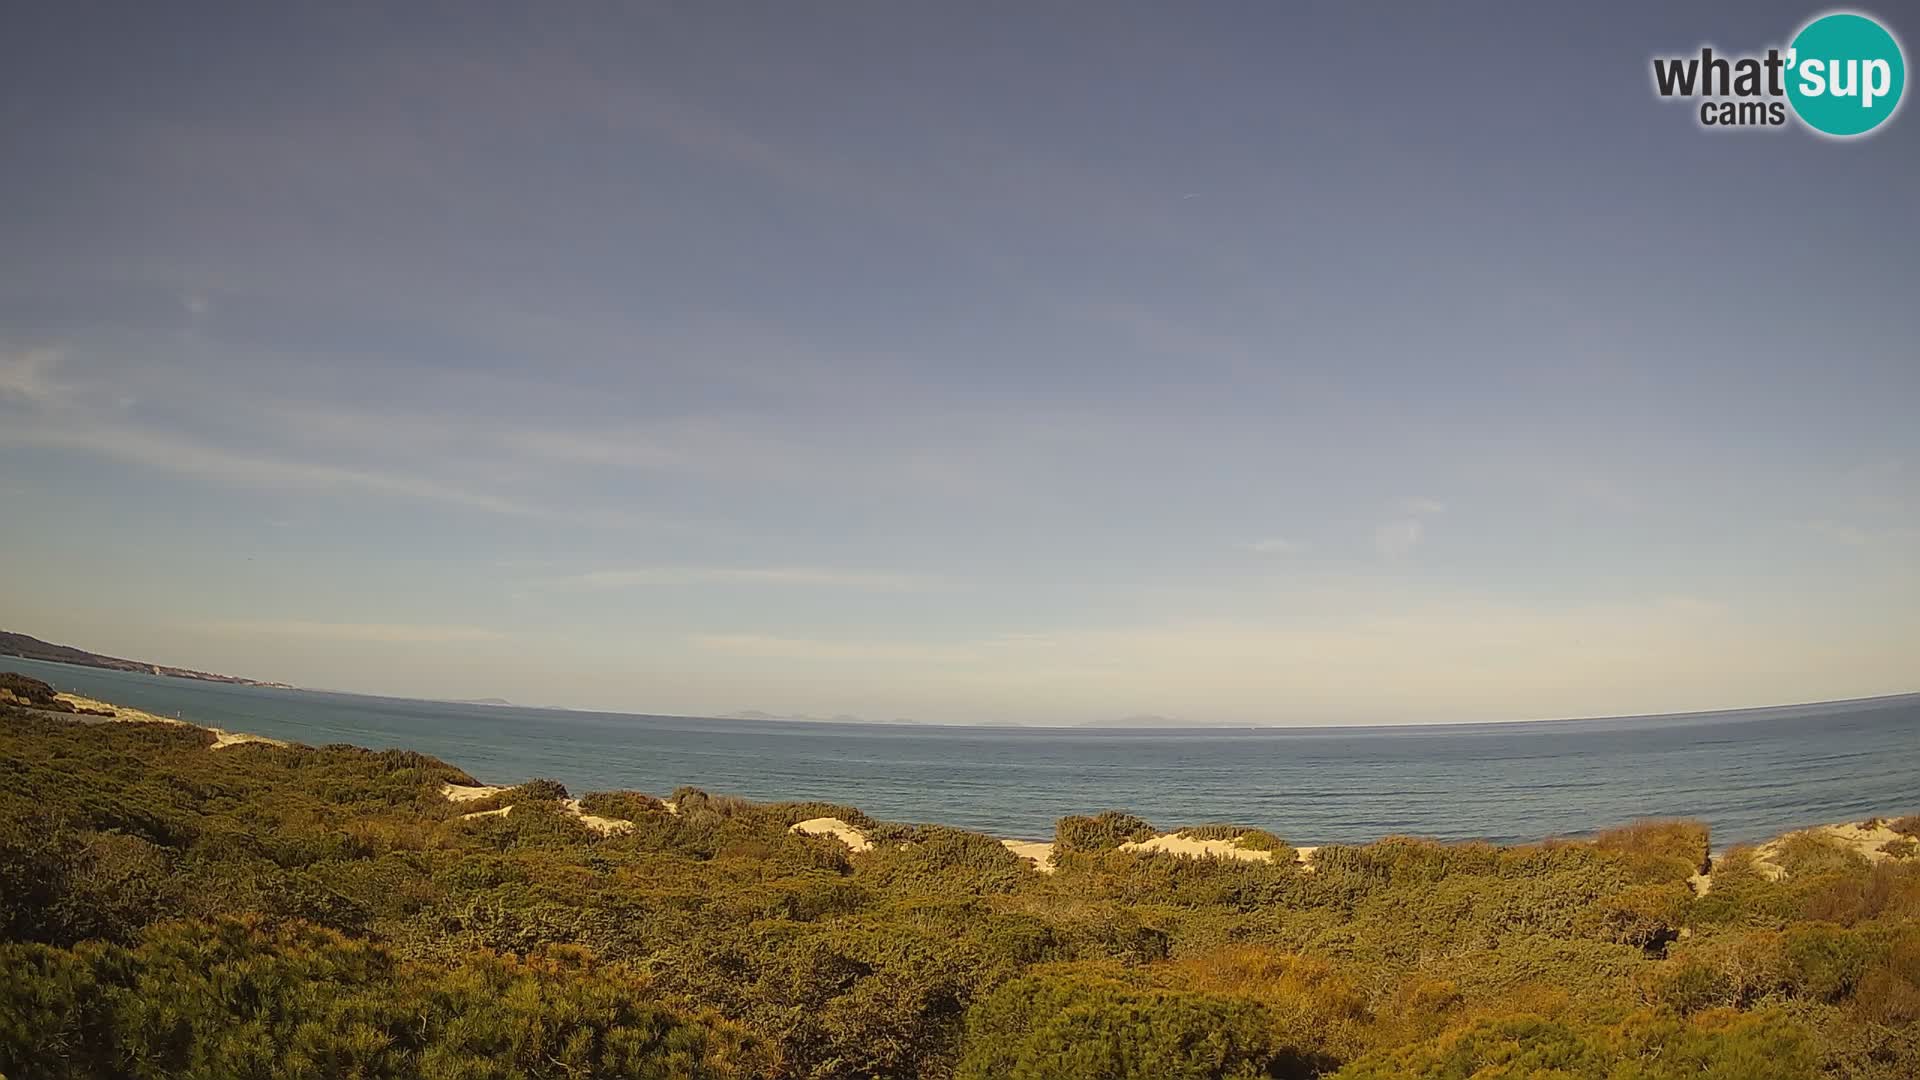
[727,709,913,725]
[1078,713,1184,728]
[0,630,293,689]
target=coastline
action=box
[11,685,1917,1079]
[14,682,1915,887]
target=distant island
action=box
[0,630,294,689]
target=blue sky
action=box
[2,2,1916,724]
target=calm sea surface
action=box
[6,657,1915,847]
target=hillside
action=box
[1,698,1916,1079]
[0,629,292,687]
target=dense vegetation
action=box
[1,702,1916,1079]
[0,673,110,715]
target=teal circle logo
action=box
[1786,12,1906,136]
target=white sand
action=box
[1747,819,1909,880]
[439,784,635,834]
[1002,839,1057,874]
[51,692,287,750]
[1120,833,1278,862]
[790,817,873,852]
[564,798,637,836]
[1682,818,1912,894]
[441,782,510,803]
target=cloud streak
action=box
[197,620,508,643]
[558,566,941,591]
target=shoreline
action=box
[11,684,1912,886]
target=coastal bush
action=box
[514,777,570,801]
[2,706,1916,1080]
[1055,811,1156,853]
[1175,823,1243,841]
[453,777,571,814]
[1583,881,1694,952]
[1172,824,1290,855]
[0,917,768,1079]
[1773,831,1870,878]
[577,789,667,820]
[1233,829,1289,853]
[1329,1009,1817,1080]
[955,973,1325,1080]
[862,825,1029,895]
[1890,815,1920,838]
[1593,818,1711,881]
[1778,921,1872,1001]
[1639,954,1737,1014]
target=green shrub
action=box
[0,917,767,1078]
[1778,921,1872,1001]
[1332,1009,1816,1080]
[1641,955,1735,1013]
[1593,819,1710,881]
[1584,881,1694,952]
[576,789,667,821]
[2,709,1915,1080]
[1056,811,1157,853]
[957,973,1326,1079]
[1233,829,1290,853]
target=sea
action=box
[5,656,1915,848]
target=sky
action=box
[2,2,1917,725]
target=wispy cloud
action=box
[0,419,535,516]
[1241,537,1302,555]
[197,620,508,643]
[1374,518,1426,557]
[689,633,974,663]
[559,566,940,591]
[0,347,70,406]
[1,348,556,519]
[1804,520,1920,547]
[1372,496,1445,557]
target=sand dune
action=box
[1001,839,1056,873]
[438,783,634,834]
[1748,818,1909,879]
[790,817,873,852]
[54,692,286,750]
[565,798,638,836]
[1120,833,1277,862]
[441,782,510,803]
[24,691,1908,879]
